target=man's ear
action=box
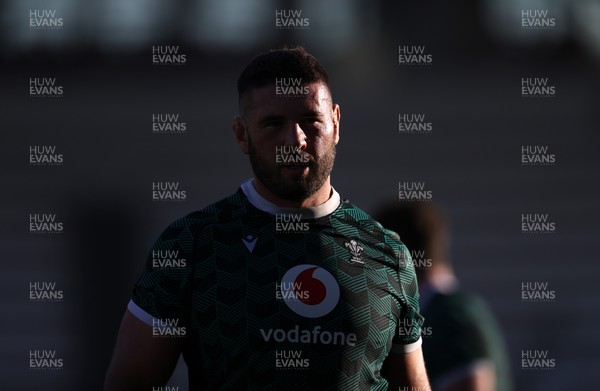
[233,116,249,155]
[332,104,341,145]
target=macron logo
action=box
[242,234,258,253]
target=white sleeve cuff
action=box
[391,336,423,354]
[127,299,155,327]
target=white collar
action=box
[241,178,341,219]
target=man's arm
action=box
[104,309,183,391]
[381,347,431,390]
[437,362,496,391]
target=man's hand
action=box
[104,310,183,391]
[381,347,431,390]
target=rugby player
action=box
[104,47,431,390]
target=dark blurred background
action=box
[2,0,599,390]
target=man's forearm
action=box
[381,347,431,390]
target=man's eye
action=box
[300,118,319,125]
[264,120,283,128]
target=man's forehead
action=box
[241,82,332,116]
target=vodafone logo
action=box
[280,264,340,318]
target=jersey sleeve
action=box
[128,216,197,326]
[390,242,425,354]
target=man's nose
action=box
[284,122,307,149]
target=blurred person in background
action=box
[374,201,512,391]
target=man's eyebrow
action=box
[257,114,285,124]
[300,109,325,117]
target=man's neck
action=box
[251,178,333,208]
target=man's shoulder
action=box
[168,188,249,231]
[337,199,404,245]
[334,200,412,274]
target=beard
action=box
[248,137,336,202]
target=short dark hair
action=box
[237,46,331,100]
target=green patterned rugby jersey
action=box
[128,179,423,390]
